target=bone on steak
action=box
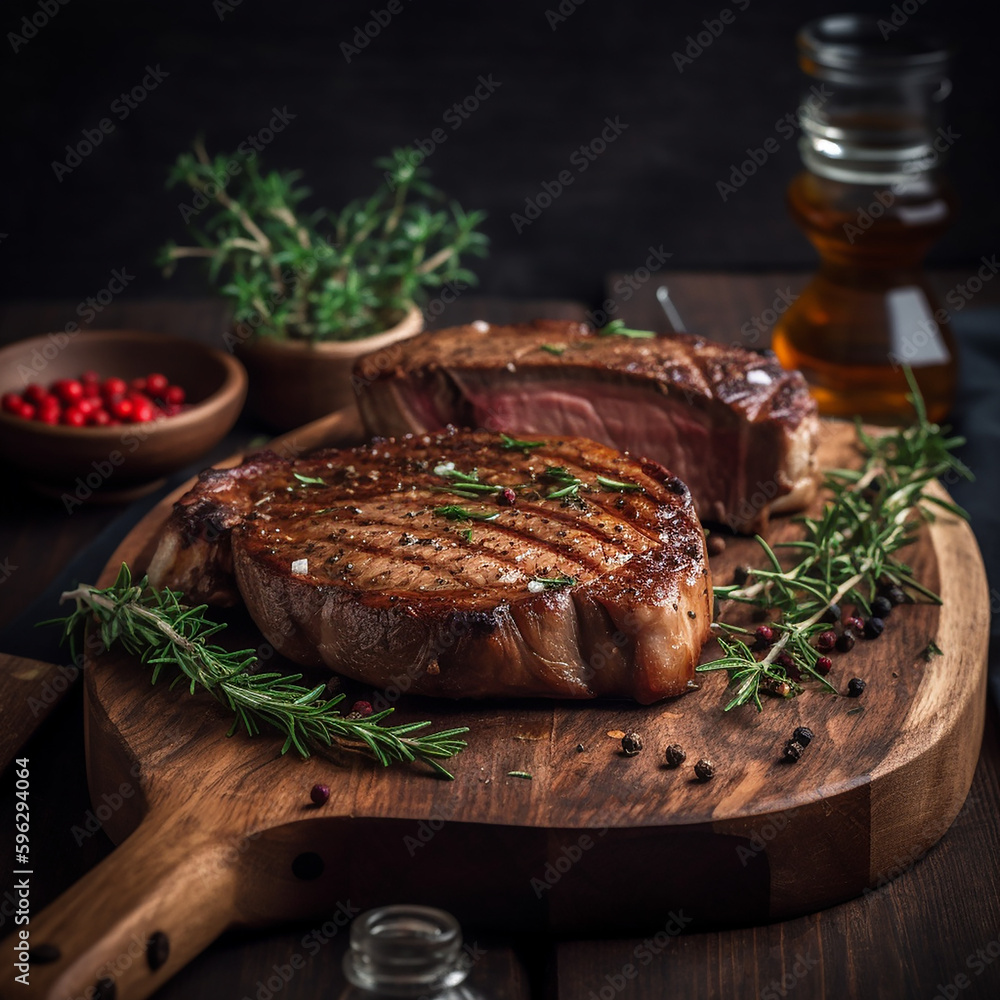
[148,429,712,703]
[353,319,819,533]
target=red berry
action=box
[845,617,864,634]
[350,700,373,717]
[816,630,837,652]
[83,380,102,399]
[754,625,775,646]
[107,418,122,426]
[102,377,128,399]
[1,392,23,414]
[496,486,517,506]
[132,401,154,423]
[815,656,833,676]
[310,783,330,806]
[24,384,47,404]
[130,377,147,393]
[38,396,61,420]
[18,402,36,420]
[76,398,95,417]
[55,379,84,404]
[90,409,111,427]
[62,407,86,427]
[146,372,169,396]
[164,385,185,405]
[36,408,60,425]
[80,370,100,384]
[112,398,134,420]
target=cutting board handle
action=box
[1,807,240,1000]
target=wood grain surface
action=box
[0,406,988,1000]
[1,288,996,1000]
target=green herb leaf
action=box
[528,575,576,591]
[698,367,971,712]
[507,770,532,779]
[599,320,655,339]
[46,564,468,777]
[923,640,943,660]
[293,472,327,486]
[540,344,565,355]
[500,433,544,451]
[433,504,500,522]
[596,474,643,493]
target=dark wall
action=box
[3,0,997,308]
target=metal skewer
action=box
[656,285,687,334]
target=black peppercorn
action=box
[576,743,585,753]
[784,740,805,761]
[621,731,643,755]
[665,744,686,767]
[694,758,715,781]
[733,564,750,585]
[847,677,866,697]
[863,617,885,639]
[821,602,841,624]
[885,585,907,606]
[871,596,893,619]
[146,931,170,972]
[835,631,856,653]
[792,726,815,747]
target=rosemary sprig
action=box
[432,504,500,522]
[596,474,643,493]
[528,574,576,592]
[698,368,972,711]
[599,320,655,339]
[540,344,566,355]
[543,465,584,500]
[47,564,468,777]
[499,433,544,451]
[293,472,327,487]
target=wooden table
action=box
[1,276,997,999]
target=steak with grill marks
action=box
[148,429,712,703]
[353,320,819,533]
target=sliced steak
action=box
[353,320,819,532]
[148,429,712,703]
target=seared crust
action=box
[149,430,713,703]
[354,320,819,532]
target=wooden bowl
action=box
[233,304,423,431]
[0,330,247,500]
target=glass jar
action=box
[340,905,482,999]
[771,13,958,423]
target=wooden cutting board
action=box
[1,414,988,1000]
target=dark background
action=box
[3,0,998,311]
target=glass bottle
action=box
[771,14,958,423]
[339,905,482,999]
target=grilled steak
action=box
[354,320,819,532]
[148,429,712,703]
